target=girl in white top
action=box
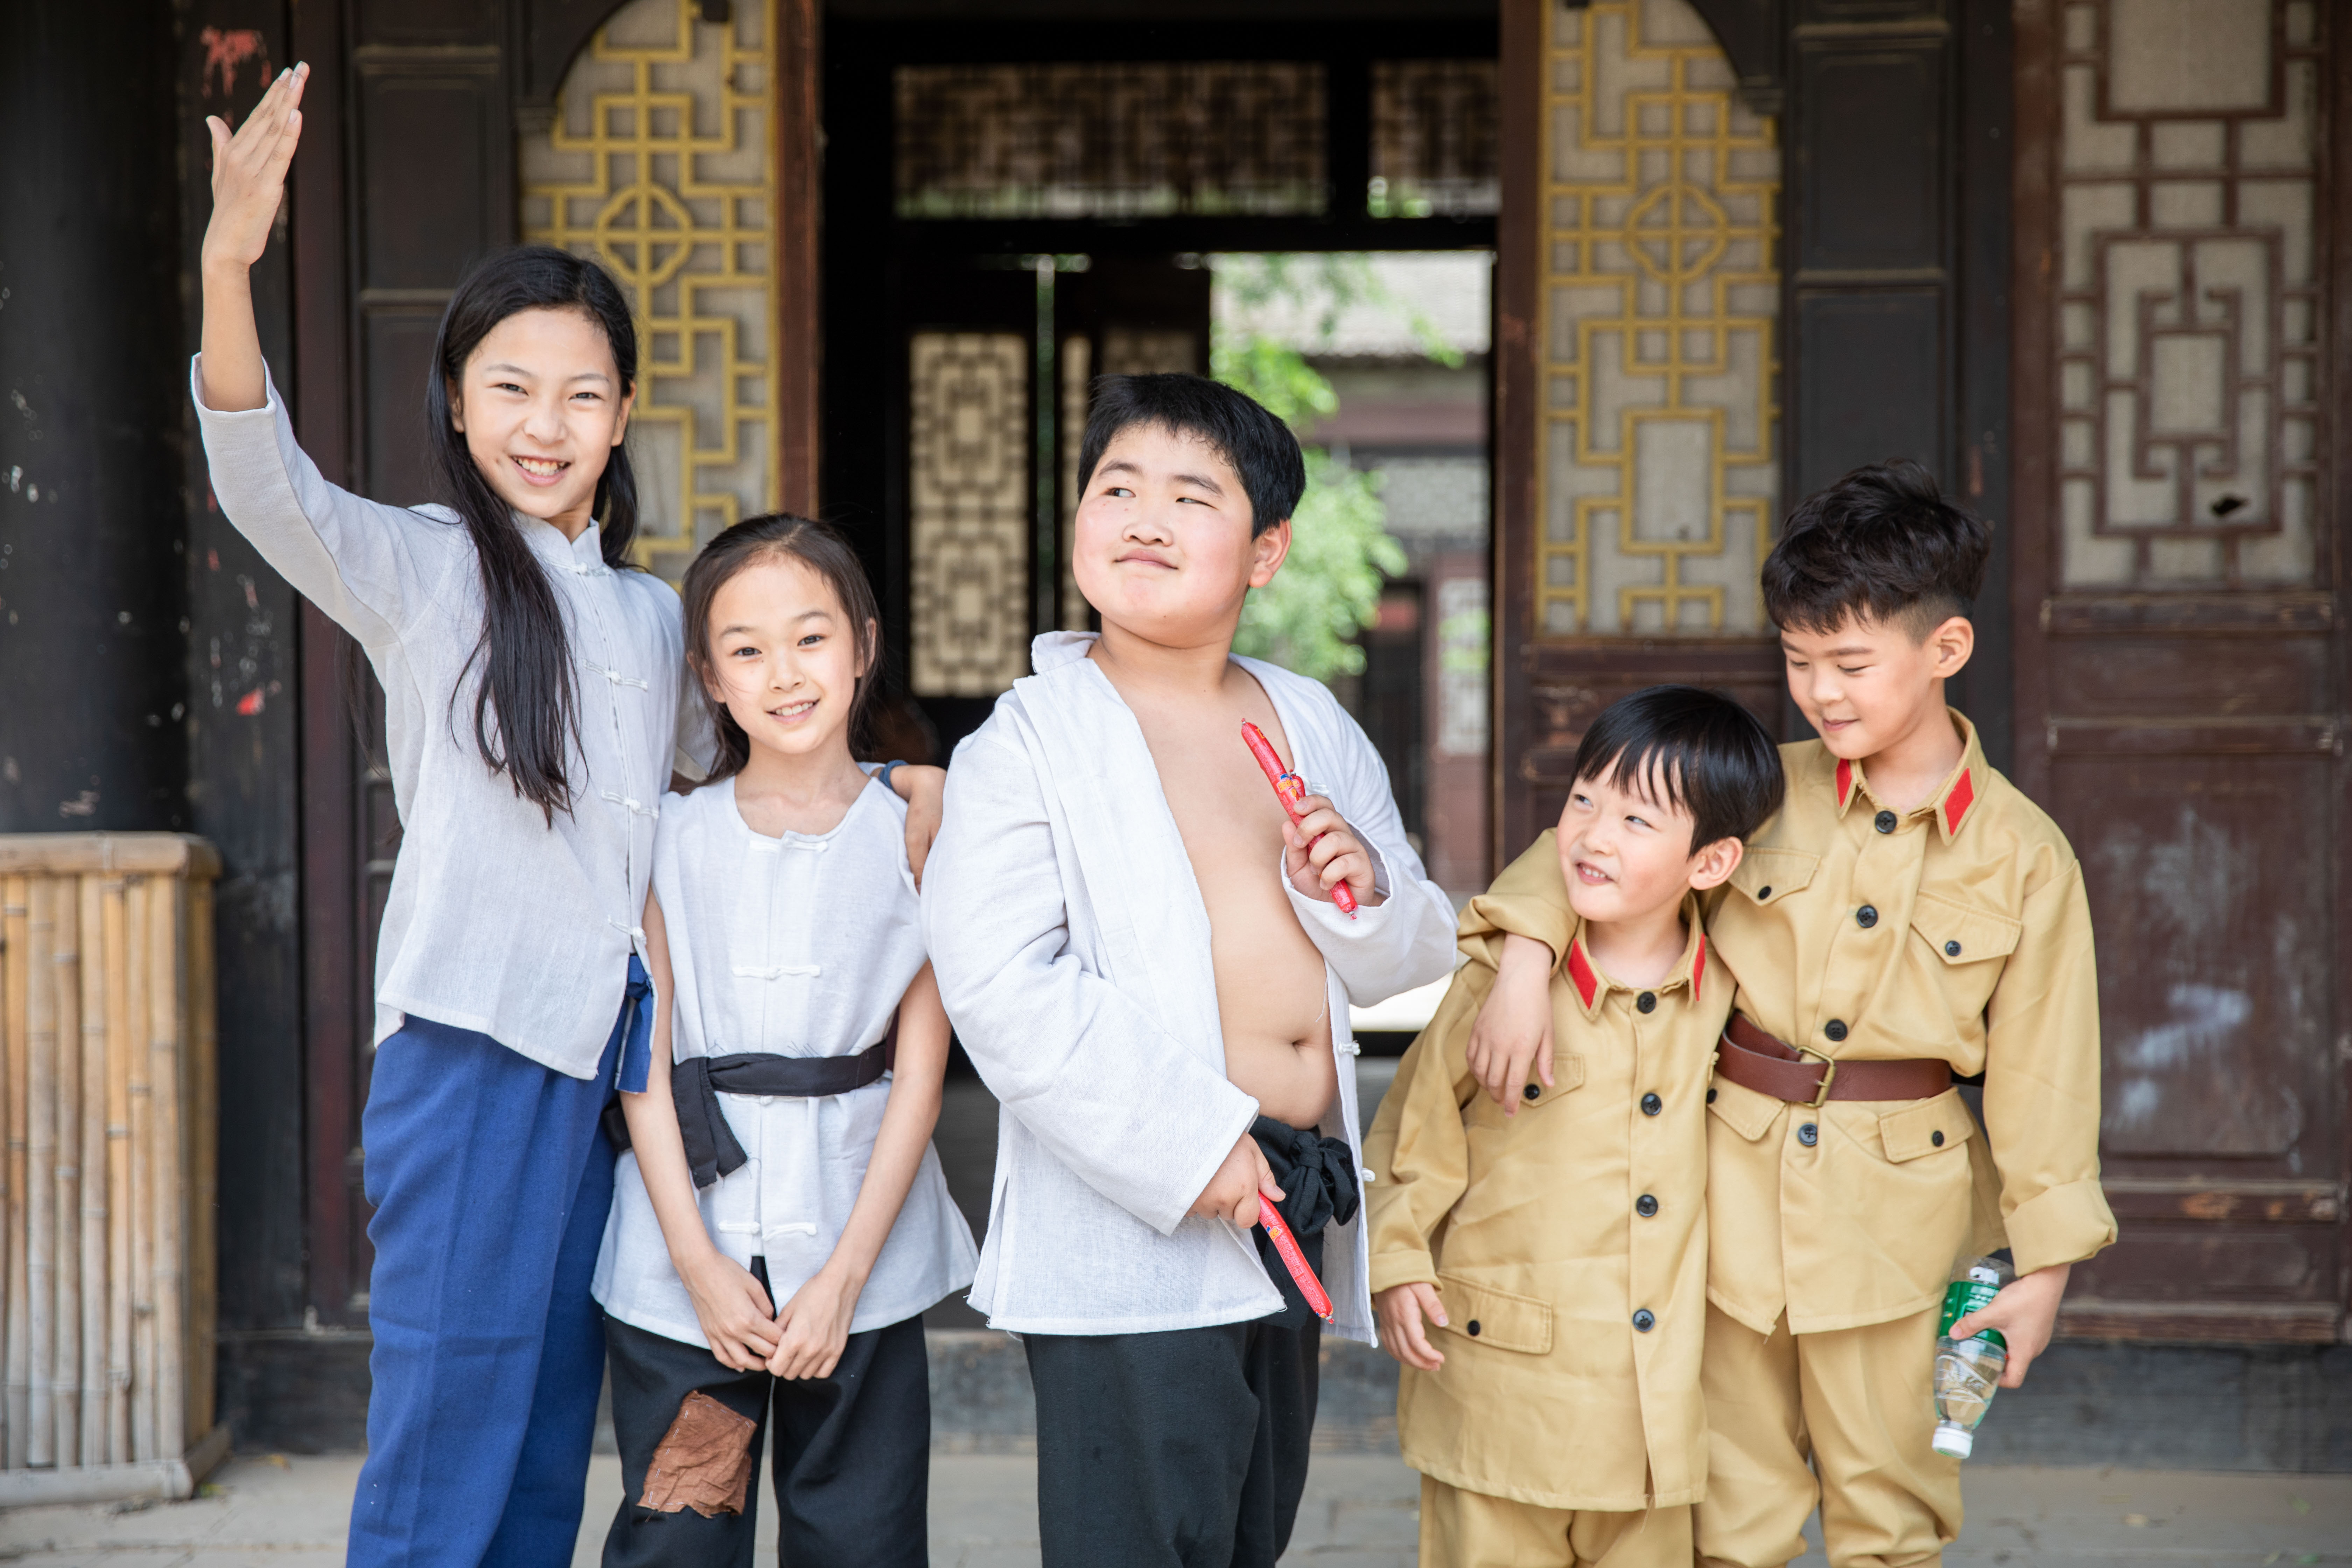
[594,515,973,1564]
[194,71,943,1565]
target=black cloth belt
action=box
[603,1017,897,1190]
[1248,1115,1362,1239]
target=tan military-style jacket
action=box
[1365,844,1724,1511]
[1481,712,2118,1339]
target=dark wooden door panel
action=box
[2009,0,2346,1342]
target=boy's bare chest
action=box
[1129,707,1293,885]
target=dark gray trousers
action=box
[1023,1229,1324,1568]
[600,1311,930,1568]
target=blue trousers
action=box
[346,1014,618,1567]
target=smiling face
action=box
[449,306,634,535]
[698,553,874,765]
[1779,610,1973,761]
[1556,760,1738,927]
[1070,422,1290,647]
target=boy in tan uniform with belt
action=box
[1472,462,2119,1567]
[1364,687,1784,1568]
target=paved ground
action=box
[0,1451,2346,1566]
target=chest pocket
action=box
[1726,847,1821,909]
[1908,890,2021,1021]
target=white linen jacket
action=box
[193,358,688,1077]
[921,633,1458,1343]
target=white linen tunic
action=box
[920,633,1460,1344]
[192,359,688,1078]
[593,777,978,1344]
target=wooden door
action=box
[2011,0,2347,1344]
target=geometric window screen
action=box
[910,334,1030,697]
[2053,0,2323,587]
[1534,0,1781,637]
[520,0,781,583]
[1371,60,1502,219]
[896,63,1327,221]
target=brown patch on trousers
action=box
[638,1391,757,1517]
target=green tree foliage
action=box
[1212,255,1447,681]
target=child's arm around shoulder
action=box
[1460,833,1576,1113]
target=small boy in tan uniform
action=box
[1364,687,1784,1568]
[1474,462,2119,1567]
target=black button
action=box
[1523,1083,1541,1102]
[1875,810,1898,833]
[1931,1130,1945,1147]
[1633,1309,1656,1332]
[1856,904,1878,928]
[1466,1320,1481,1337]
[1642,1092,1662,1116]
[1758,885,1772,899]
[1824,1019,1848,1042]
[1798,1122,1819,1146]
[1636,992,1657,1014]
[1946,940,1962,957]
[1636,1194,1659,1217]
[1707,1087,1718,1104]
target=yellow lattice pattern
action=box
[1536,0,1780,636]
[521,0,780,582]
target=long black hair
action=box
[681,514,884,780]
[425,245,642,821]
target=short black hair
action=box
[1570,686,1785,853]
[1761,458,1991,637]
[1077,373,1306,537]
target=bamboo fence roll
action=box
[0,836,219,1481]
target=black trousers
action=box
[1024,1228,1324,1568]
[600,1311,930,1568]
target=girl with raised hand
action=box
[195,68,942,1564]
[593,515,973,1566]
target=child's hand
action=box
[677,1248,779,1372]
[895,765,947,888]
[1466,934,1555,1114]
[1951,1261,2070,1388]
[768,1264,861,1381]
[1375,1283,1448,1371]
[1282,794,1382,909]
[1190,1132,1284,1230]
[202,64,308,275]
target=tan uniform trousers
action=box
[1421,1476,1693,1568]
[1694,1303,1960,1568]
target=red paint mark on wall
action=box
[236,688,266,716]
[200,27,270,101]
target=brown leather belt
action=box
[1715,1014,1953,1108]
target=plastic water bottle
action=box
[1931,1256,2013,1458]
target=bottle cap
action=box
[1931,1424,1974,1459]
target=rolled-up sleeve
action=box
[1980,859,2119,1274]
[923,728,1259,1237]
[1281,717,1458,1005]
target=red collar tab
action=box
[1835,757,1858,810]
[1942,768,1976,837]
[1693,934,1706,1000]
[1566,937,1601,1011]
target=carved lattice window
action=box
[909,334,1031,696]
[2053,0,2323,587]
[1371,59,1501,218]
[1535,0,1782,637]
[519,0,780,582]
[894,63,1327,219]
